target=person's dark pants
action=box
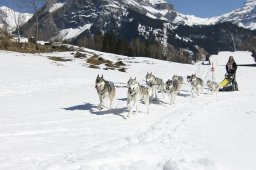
[231,73,238,90]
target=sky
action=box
[167,0,247,18]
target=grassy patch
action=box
[87,54,111,65]
[48,56,72,62]
[74,52,87,59]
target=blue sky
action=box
[167,0,246,18]
[0,0,247,17]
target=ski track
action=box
[0,50,256,170]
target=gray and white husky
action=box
[172,74,184,84]
[145,72,165,100]
[206,80,219,95]
[127,77,153,118]
[95,75,116,110]
[165,79,182,104]
[187,74,204,97]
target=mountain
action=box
[173,0,256,30]
[0,6,32,32]
[215,0,256,30]
[16,0,256,62]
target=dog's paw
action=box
[97,105,103,110]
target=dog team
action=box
[95,73,219,118]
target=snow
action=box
[148,0,166,5]
[0,6,32,32]
[0,49,256,170]
[53,24,92,40]
[49,3,65,13]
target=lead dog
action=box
[206,80,220,95]
[187,74,204,97]
[127,77,152,118]
[145,72,165,100]
[165,79,182,104]
[95,75,115,110]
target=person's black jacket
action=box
[226,61,237,74]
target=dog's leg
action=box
[162,85,165,99]
[196,87,200,96]
[135,103,138,115]
[144,96,150,114]
[128,100,137,118]
[191,87,195,98]
[127,99,131,115]
[168,93,172,105]
[172,93,177,104]
[98,95,103,110]
[109,94,114,109]
[154,86,157,100]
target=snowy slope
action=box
[0,49,256,170]
[215,0,256,30]
[173,0,256,30]
[0,6,32,32]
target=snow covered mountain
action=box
[18,0,256,61]
[216,0,256,30]
[0,6,32,32]
[173,0,256,30]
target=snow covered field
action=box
[0,49,256,170]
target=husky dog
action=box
[145,72,165,100]
[187,74,204,97]
[206,80,220,95]
[95,75,116,110]
[127,77,153,118]
[165,79,182,104]
[172,74,184,84]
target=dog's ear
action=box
[150,72,152,75]
[101,74,103,78]
[134,77,136,80]
[97,74,99,78]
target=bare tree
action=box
[23,0,46,44]
[12,0,25,43]
[11,0,45,44]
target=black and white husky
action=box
[127,77,152,118]
[145,72,165,100]
[95,75,116,110]
[187,74,204,97]
[206,80,220,95]
[165,79,182,104]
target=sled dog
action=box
[165,79,182,104]
[206,80,220,95]
[127,77,152,118]
[187,74,204,97]
[95,75,116,110]
[145,72,165,100]
[172,74,184,84]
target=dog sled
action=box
[219,73,237,91]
